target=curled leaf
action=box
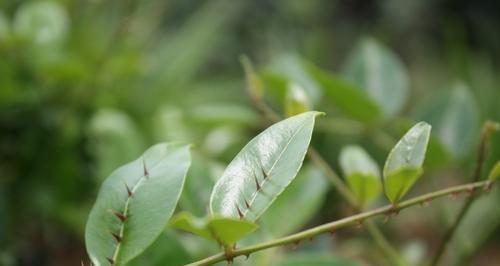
[339,145,381,205]
[383,122,431,203]
[170,212,258,246]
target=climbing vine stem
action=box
[182,180,494,266]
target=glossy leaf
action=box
[210,111,322,221]
[285,83,311,117]
[85,143,191,266]
[170,212,258,246]
[414,83,479,159]
[343,37,409,117]
[488,161,500,182]
[383,122,431,203]
[306,62,382,123]
[260,165,328,237]
[339,145,381,205]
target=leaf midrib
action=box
[243,118,311,219]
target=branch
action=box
[430,121,499,265]
[242,67,405,265]
[183,180,494,266]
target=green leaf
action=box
[13,1,69,45]
[343,37,409,117]
[260,165,328,237]
[285,83,311,117]
[85,143,191,266]
[383,122,431,203]
[268,54,323,106]
[274,253,362,266]
[241,55,264,99]
[170,212,258,246]
[305,62,382,123]
[414,83,479,159]
[210,111,322,221]
[488,161,500,182]
[339,145,381,205]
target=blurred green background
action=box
[1,0,499,265]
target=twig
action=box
[430,121,499,265]
[182,181,493,266]
[241,63,406,265]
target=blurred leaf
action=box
[274,253,362,266]
[210,111,322,221]
[260,165,328,237]
[85,143,191,265]
[0,11,9,41]
[88,108,145,180]
[170,212,258,246]
[339,145,382,205]
[128,230,193,266]
[343,37,409,117]
[414,83,480,159]
[189,104,259,126]
[383,122,431,203]
[306,62,382,123]
[488,161,500,182]
[13,1,69,45]
[241,55,264,100]
[268,54,322,106]
[285,83,311,117]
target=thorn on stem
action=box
[329,229,336,236]
[244,253,250,260]
[292,240,300,250]
[114,211,127,222]
[111,233,122,243]
[235,204,244,219]
[449,192,458,200]
[383,214,390,224]
[356,220,364,228]
[106,257,115,265]
[467,187,476,196]
[125,183,133,197]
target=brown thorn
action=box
[260,164,269,179]
[244,198,251,209]
[467,187,476,196]
[383,214,390,224]
[114,211,127,222]
[125,183,133,197]
[143,158,149,178]
[235,204,244,219]
[484,182,492,192]
[309,236,314,242]
[106,257,115,265]
[244,253,250,260]
[112,233,122,243]
[292,240,300,250]
[253,173,262,192]
[356,220,364,228]
[329,229,336,236]
[449,192,459,199]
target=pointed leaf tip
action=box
[383,122,431,203]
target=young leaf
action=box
[210,111,322,221]
[339,145,381,205]
[85,143,191,266]
[305,62,382,123]
[241,55,264,100]
[285,83,311,117]
[170,212,258,246]
[343,37,409,117]
[383,122,431,203]
[488,161,500,182]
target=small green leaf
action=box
[414,83,479,159]
[383,122,431,203]
[339,145,381,205]
[488,161,500,182]
[170,212,258,246]
[343,37,409,117]
[240,55,264,99]
[305,62,382,123]
[285,83,311,117]
[85,143,191,266]
[210,111,322,221]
